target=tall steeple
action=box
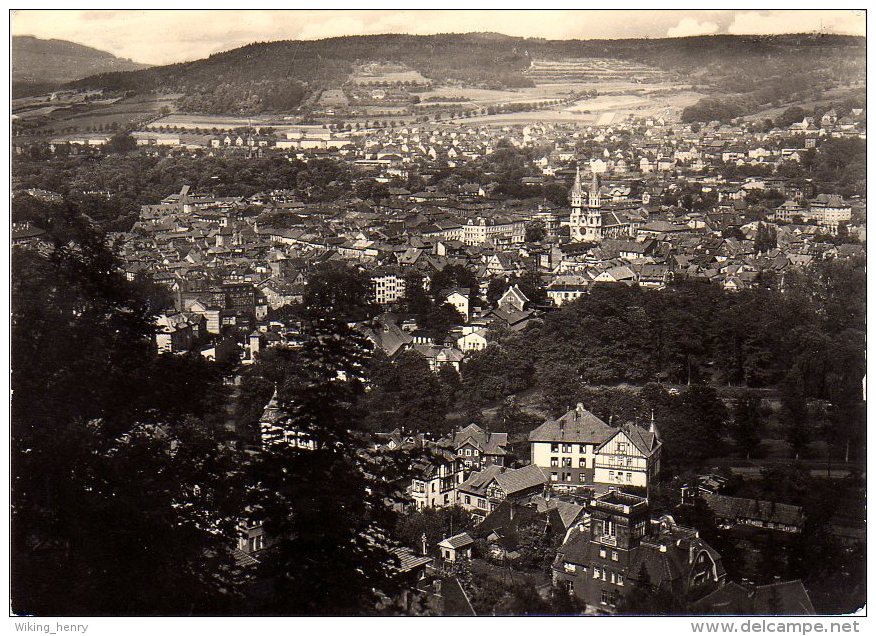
[570,166,584,210]
[588,171,601,209]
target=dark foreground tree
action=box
[245,319,412,614]
[11,212,242,615]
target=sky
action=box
[11,9,867,66]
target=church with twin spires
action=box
[568,167,635,243]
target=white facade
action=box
[371,273,406,305]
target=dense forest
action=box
[65,33,864,117]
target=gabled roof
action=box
[751,580,816,615]
[458,464,506,495]
[492,464,548,495]
[531,495,586,530]
[529,405,614,444]
[700,492,804,527]
[597,424,661,456]
[438,532,474,550]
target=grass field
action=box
[14,93,180,140]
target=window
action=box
[612,551,618,561]
[606,520,616,536]
[474,450,479,456]
[617,573,624,586]
[626,472,632,483]
[617,442,627,453]
[593,567,600,579]
[551,472,558,482]
[579,473,587,483]
[562,444,572,453]
[551,457,559,467]
[431,483,436,492]
[551,443,559,452]
[478,498,487,509]
[465,495,471,505]
[579,444,587,453]
[579,458,587,468]
[564,473,572,482]
[465,448,471,456]
[599,548,606,558]
[626,457,633,466]
[562,457,572,467]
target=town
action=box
[10,17,866,620]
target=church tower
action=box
[583,172,603,242]
[569,166,585,241]
[588,171,601,209]
[570,166,584,210]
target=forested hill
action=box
[12,35,148,97]
[66,32,865,117]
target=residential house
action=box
[528,404,662,494]
[457,327,489,353]
[446,423,510,470]
[552,491,725,611]
[410,446,465,510]
[456,464,549,522]
[437,533,474,562]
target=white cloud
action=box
[10,10,865,66]
[728,10,865,37]
[666,18,719,38]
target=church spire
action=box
[571,166,584,198]
[588,171,601,209]
[570,165,584,210]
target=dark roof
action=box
[693,580,816,615]
[751,580,816,615]
[438,532,474,550]
[701,492,804,527]
[529,405,614,444]
[493,464,548,495]
[387,546,434,574]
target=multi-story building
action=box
[370,270,407,305]
[552,491,726,611]
[808,194,852,234]
[463,217,525,246]
[528,404,661,494]
[455,464,548,523]
[410,446,465,510]
[444,423,510,471]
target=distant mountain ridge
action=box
[61,32,866,121]
[12,35,149,94]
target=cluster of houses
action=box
[248,397,817,614]
[19,141,854,368]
